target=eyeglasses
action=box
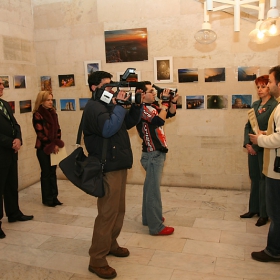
[145,90,155,94]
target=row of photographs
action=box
[0,65,259,91]
[8,95,252,114]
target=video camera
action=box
[95,68,144,105]
[152,84,178,101]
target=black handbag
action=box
[59,114,107,197]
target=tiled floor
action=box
[0,180,279,280]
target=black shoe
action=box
[54,199,63,206]
[43,202,56,207]
[251,250,280,262]
[240,212,259,218]
[8,214,34,223]
[0,228,6,239]
[255,217,268,227]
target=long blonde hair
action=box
[33,91,54,113]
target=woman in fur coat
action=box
[32,91,64,207]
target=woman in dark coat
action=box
[240,75,278,226]
[32,91,64,207]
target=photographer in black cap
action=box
[135,81,179,236]
[84,71,143,279]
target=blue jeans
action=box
[140,151,166,235]
[265,177,280,258]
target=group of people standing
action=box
[1,66,280,279]
[0,82,64,239]
[241,66,280,263]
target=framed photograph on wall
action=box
[207,95,228,109]
[105,28,148,63]
[41,76,52,91]
[0,75,10,88]
[58,74,75,87]
[60,99,76,111]
[154,57,173,83]
[19,100,31,113]
[84,60,101,85]
[79,98,90,110]
[204,68,225,82]
[178,68,198,83]
[232,94,252,109]
[237,66,259,81]
[14,75,26,89]
[186,95,205,109]
[117,71,141,82]
[7,101,15,113]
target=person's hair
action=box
[88,71,113,92]
[269,65,280,85]
[254,75,269,86]
[33,91,53,112]
[135,81,151,92]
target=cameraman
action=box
[83,71,142,279]
[136,81,179,235]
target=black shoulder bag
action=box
[59,115,106,197]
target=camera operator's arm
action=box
[159,89,171,121]
[102,90,130,138]
[169,93,179,114]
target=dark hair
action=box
[88,71,113,92]
[254,75,269,85]
[135,81,151,92]
[269,65,280,85]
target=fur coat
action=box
[32,105,64,155]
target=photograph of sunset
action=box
[105,28,148,63]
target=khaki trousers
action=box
[89,169,127,267]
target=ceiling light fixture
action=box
[249,0,269,44]
[259,0,280,36]
[194,2,217,44]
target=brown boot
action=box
[109,246,130,257]
[88,265,117,279]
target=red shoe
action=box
[155,226,174,235]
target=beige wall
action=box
[1,0,280,190]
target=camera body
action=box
[152,84,177,101]
[93,68,144,105]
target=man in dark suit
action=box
[0,78,33,239]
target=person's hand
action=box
[249,133,260,145]
[246,144,257,156]
[161,88,170,99]
[171,92,180,103]
[53,145,59,154]
[12,138,21,153]
[112,90,130,105]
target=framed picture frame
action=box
[154,56,173,83]
[0,75,10,88]
[41,76,52,91]
[14,75,26,89]
[84,60,101,85]
[116,71,141,82]
[58,74,75,87]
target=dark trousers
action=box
[248,150,267,218]
[265,177,280,257]
[0,160,21,220]
[36,149,58,205]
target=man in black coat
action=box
[0,77,33,239]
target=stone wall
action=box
[1,0,280,190]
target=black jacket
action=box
[0,99,22,166]
[82,99,142,172]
